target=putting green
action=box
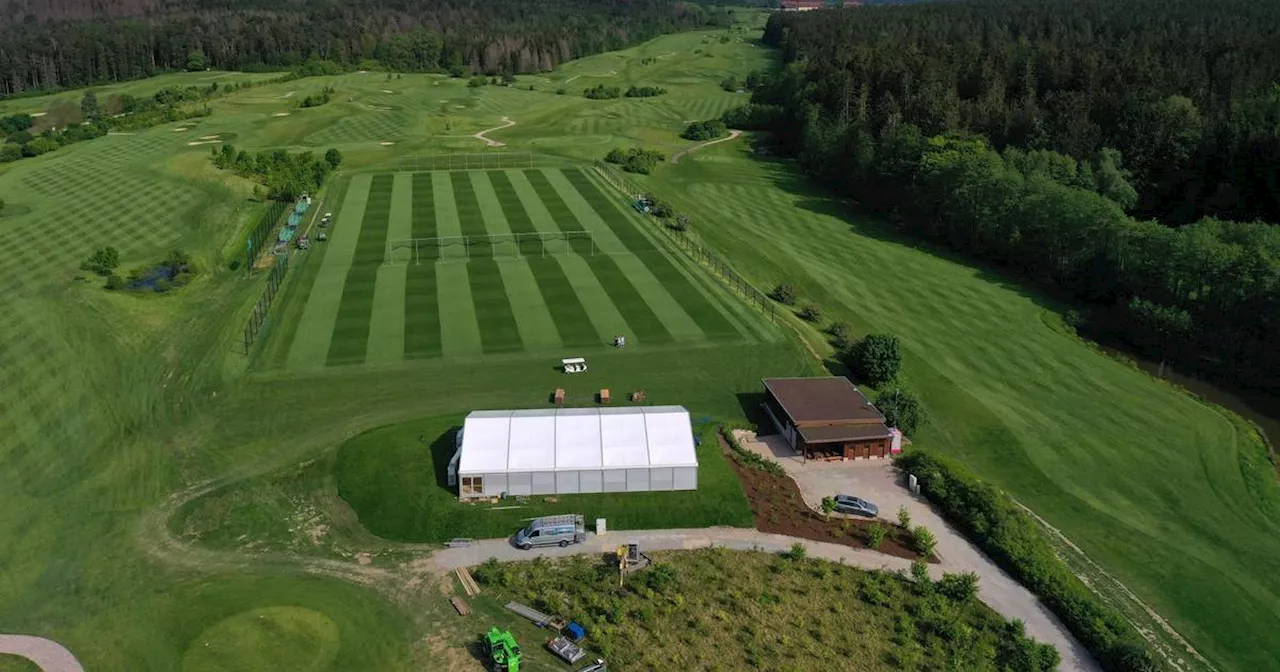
[181,607,340,672]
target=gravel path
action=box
[735,432,1100,672]
[670,129,743,164]
[474,117,516,147]
[0,636,84,672]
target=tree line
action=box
[750,0,1280,393]
[764,0,1280,227]
[0,0,734,95]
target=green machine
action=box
[484,627,522,672]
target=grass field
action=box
[0,9,1276,672]
[272,166,763,370]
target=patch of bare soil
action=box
[722,436,931,562]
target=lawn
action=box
[470,548,1059,671]
[276,166,767,370]
[649,139,1280,671]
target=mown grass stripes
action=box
[491,172,601,347]
[565,169,742,339]
[404,173,441,357]
[452,174,523,353]
[524,169,673,344]
[327,174,394,365]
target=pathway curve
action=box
[670,129,742,164]
[0,635,85,672]
[474,117,516,147]
[563,70,617,84]
[734,431,1100,671]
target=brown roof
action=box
[799,423,892,444]
[762,377,885,425]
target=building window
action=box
[461,476,484,496]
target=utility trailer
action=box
[547,636,585,664]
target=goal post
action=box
[383,230,595,264]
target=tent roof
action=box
[458,406,698,474]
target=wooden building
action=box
[761,377,902,460]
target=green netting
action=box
[288,212,302,227]
[278,227,296,243]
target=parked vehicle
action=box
[514,514,586,550]
[484,627,521,672]
[547,636,585,664]
[578,660,607,672]
[833,494,878,518]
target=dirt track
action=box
[671,129,742,164]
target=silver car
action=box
[834,494,879,518]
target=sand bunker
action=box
[382,89,395,94]
[281,91,295,98]
[272,112,291,117]
[199,135,220,140]
[173,127,189,132]
[380,141,396,146]
[187,140,221,146]
[29,112,46,117]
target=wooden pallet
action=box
[456,567,481,596]
[450,596,471,616]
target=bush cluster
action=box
[299,86,335,108]
[604,147,665,175]
[876,387,925,435]
[213,144,343,201]
[624,85,666,98]
[896,450,1162,671]
[681,118,727,141]
[583,84,622,99]
[769,282,798,305]
[720,425,785,476]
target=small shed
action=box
[761,377,902,460]
[453,406,699,500]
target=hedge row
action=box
[896,450,1161,672]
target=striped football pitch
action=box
[276,168,773,370]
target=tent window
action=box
[461,476,484,496]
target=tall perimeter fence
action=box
[241,254,290,354]
[244,200,288,273]
[395,152,568,172]
[593,162,777,323]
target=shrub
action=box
[668,214,691,232]
[682,119,728,141]
[782,542,807,561]
[867,522,887,549]
[876,387,925,435]
[897,506,912,529]
[827,321,856,349]
[937,572,979,602]
[798,302,823,323]
[104,273,125,290]
[1063,308,1085,333]
[769,282,798,305]
[80,246,120,276]
[603,147,665,175]
[720,425,785,476]
[909,558,931,588]
[468,75,487,88]
[895,450,1160,671]
[624,85,666,98]
[847,333,902,385]
[911,525,937,556]
[821,496,836,516]
[584,84,622,99]
[721,75,739,92]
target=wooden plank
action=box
[450,596,471,616]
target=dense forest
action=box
[755,0,1280,392]
[0,0,733,94]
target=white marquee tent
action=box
[450,406,699,499]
